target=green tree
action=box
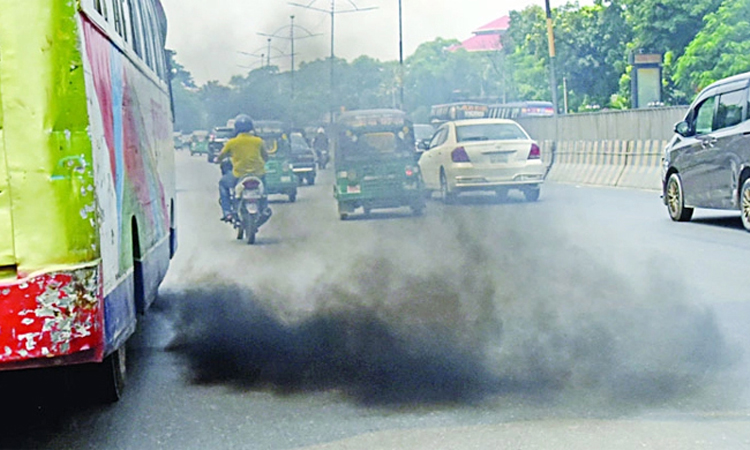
[674,0,750,95]
[554,1,631,111]
[622,0,723,58]
[403,38,488,111]
[167,50,204,131]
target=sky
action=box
[160,0,590,85]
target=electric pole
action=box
[290,0,376,124]
[398,0,404,110]
[544,0,559,114]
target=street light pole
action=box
[544,0,559,114]
[290,15,295,100]
[398,0,404,110]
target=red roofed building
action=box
[448,16,510,52]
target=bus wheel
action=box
[86,345,126,404]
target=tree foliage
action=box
[168,0,745,130]
[674,0,750,95]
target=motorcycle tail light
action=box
[243,179,261,190]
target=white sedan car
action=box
[418,118,545,202]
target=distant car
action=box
[207,126,234,162]
[414,123,435,153]
[663,71,750,231]
[290,132,317,185]
[418,118,545,202]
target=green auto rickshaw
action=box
[333,109,426,219]
[255,120,298,203]
[190,130,209,156]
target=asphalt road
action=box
[3,151,750,450]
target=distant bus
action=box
[0,0,175,401]
[429,102,489,124]
[487,101,556,119]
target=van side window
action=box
[715,89,746,130]
[694,96,716,135]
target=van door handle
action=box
[701,137,718,148]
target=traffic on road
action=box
[2,0,750,449]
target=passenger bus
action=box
[429,102,489,125]
[0,0,175,401]
[487,101,556,119]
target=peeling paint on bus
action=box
[0,266,104,366]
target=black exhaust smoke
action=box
[165,211,738,408]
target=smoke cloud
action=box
[165,207,739,408]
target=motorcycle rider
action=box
[217,114,268,221]
[312,127,329,167]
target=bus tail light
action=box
[451,147,470,163]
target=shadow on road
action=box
[691,215,745,232]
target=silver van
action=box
[663,72,750,231]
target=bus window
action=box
[118,0,132,43]
[95,0,109,20]
[128,0,144,58]
[111,0,124,38]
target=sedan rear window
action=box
[214,128,234,139]
[456,123,528,142]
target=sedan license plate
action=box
[281,176,292,183]
[347,185,361,194]
[490,153,510,164]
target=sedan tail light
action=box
[528,143,541,160]
[451,146,471,163]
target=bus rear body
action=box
[0,0,174,375]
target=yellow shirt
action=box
[218,133,266,177]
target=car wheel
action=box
[666,172,693,222]
[523,186,540,202]
[289,191,297,203]
[307,174,316,186]
[338,203,349,220]
[440,170,456,204]
[741,178,750,232]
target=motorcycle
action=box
[221,160,272,245]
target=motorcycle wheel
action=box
[244,215,256,245]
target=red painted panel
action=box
[0,267,105,368]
